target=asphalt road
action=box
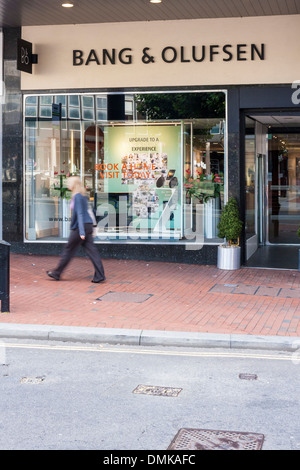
[0,339,299,452]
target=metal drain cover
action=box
[133,384,182,397]
[239,373,258,380]
[97,291,152,303]
[20,376,45,384]
[168,428,264,450]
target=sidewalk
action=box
[0,253,300,350]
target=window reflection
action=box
[24,92,226,243]
[245,117,256,238]
[268,132,300,244]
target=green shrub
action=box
[217,197,243,245]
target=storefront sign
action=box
[17,39,38,74]
[17,39,33,74]
[21,15,300,89]
[73,44,265,66]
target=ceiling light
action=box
[150,0,162,3]
[62,1,74,7]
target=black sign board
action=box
[17,39,33,74]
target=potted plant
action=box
[217,197,243,270]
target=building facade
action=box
[2,12,300,268]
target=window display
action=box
[95,123,182,239]
[24,91,226,245]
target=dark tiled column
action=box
[227,87,245,262]
[227,88,241,202]
[2,27,22,242]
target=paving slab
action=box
[0,253,299,351]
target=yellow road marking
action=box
[0,342,295,361]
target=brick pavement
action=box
[1,253,300,337]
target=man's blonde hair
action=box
[67,176,86,195]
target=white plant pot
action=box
[217,245,241,270]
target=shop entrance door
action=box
[257,152,267,245]
[245,119,268,260]
[246,113,300,269]
[267,127,300,244]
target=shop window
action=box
[24,91,226,245]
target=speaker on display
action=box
[156,169,178,189]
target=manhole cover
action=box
[96,291,152,303]
[20,376,45,384]
[167,428,264,450]
[133,385,182,397]
[239,373,258,380]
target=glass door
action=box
[245,113,300,269]
[245,117,257,259]
[245,119,268,259]
[268,131,300,244]
[257,153,267,245]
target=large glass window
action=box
[24,91,226,244]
